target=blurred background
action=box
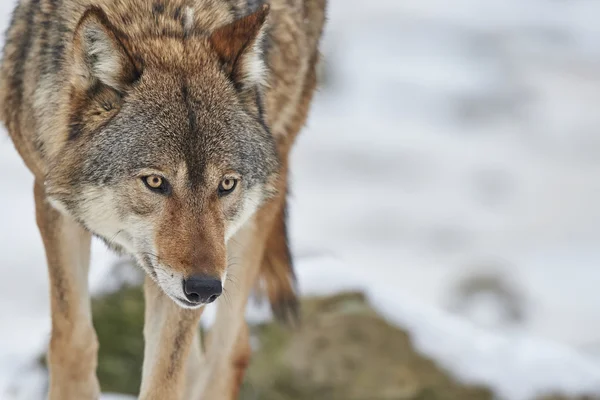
[1,0,600,399]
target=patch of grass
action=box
[92,285,145,395]
[240,292,493,400]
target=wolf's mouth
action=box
[174,296,204,309]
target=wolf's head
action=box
[45,4,279,308]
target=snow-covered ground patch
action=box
[294,258,600,400]
[2,0,600,399]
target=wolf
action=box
[0,0,326,398]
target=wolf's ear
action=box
[71,7,140,91]
[209,4,270,89]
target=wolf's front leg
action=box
[139,277,203,400]
[184,320,252,400]
[34,182,99,400]
[184,217,267,400]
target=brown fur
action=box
[156,193,227,280]
[1,0,326,398]
[34,181,100,399]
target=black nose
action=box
[183,276,222,304]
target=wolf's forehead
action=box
[112,73,262,182]
[131,79,238,146]
[171,160,225,190]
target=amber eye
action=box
[218,177,238,196]
[143,175,171,194]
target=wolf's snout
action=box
[183,276,222,304]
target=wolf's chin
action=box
[171,295,205,310]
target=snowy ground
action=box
[2,0,600,399]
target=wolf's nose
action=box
[183,276,222,304]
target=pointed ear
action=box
[71,7,141,91]
[209,4,270,89]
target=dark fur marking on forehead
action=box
[181,83,205,187]
[181,84,197,138]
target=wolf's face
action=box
[45,6,278,308]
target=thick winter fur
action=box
[0,0,326,399]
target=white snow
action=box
[2,0,600,399]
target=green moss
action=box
[92,285,145,395]
[240,292,493,400]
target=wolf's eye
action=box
[143,175,171,194]
[218,178,238,196]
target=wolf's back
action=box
[256,0,327,325]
